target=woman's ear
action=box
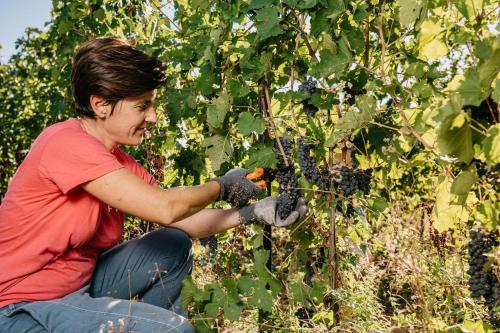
[89,95,110,119]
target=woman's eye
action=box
[138,103,148,111]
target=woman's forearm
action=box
[82,168,221,225]
[168,208,241,238]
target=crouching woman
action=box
[0,38,307,333]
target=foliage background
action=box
[0,0,499,332]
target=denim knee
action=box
[148,227,193,266]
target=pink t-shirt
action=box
[0,118,156,307]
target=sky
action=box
[0,0,53,63]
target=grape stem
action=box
[262,82,289,167]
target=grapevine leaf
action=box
[207,93,230,128]
[309,48,350,78]
[255,7,283,40]
[337,95,376,130]
[310,280,327,303]
[450,168,477,196]
[346,28,365,54]
[193,318,216,333]
[478,37,500,88]
[290,282,310,306]
[455,0,484,19]
[445,69,490,106]
[245,144,277,169]
[481,124,500,166]
[250,281,274,312]
[413,81,433,99]
[229,79,250,97]
[204,302,220,317]
[181,276,201,309]
[437,111,473,164]
[475,200,500,231]
[238,275,257,294]
[238,276,274,312]
[223,301,243,321]
[237,112,266,136]
[202,135,233,172]
[249,0,278,10]
[398,0,427,27]
[492,76,500,103]
[417,18,448,60]
[283,0,318,9]
[461,320,494,333]
[431,176,471,232]
[254,249,271,277]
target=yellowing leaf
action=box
[432,176,471,232]
[482,124,500,165]
[398,0,427,27]
[418,19,448,60]
[202,134,233,172]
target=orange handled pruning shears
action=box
[246,167,267,189]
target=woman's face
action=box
[101,90,157,147]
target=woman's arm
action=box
[168,208,241,238]
[82,168,220,226]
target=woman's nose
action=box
[146,107,157,124]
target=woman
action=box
[0,38,307,332]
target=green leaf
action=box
[181,276,200,309]
[309,48,351,78]
[413,81,433,99]
[431,176,471,232]
[417,18,448,60]
[398,0,427,27]
[475,200,500,231]
[461,320,495,333]
[437,111,473,164]
[346,28,365,55]
[249,0,278,10]
[202,134,233,172]
[255,6,283,40]
[405,62,428,79]
[245,144,277,169]
[445,69,490,106]
[482,124,500,166]
[204,302,220,317]
[254,249,271,277]
[455,0,484,19]
[290,282,310,305]
[237,112,266,136]
[283,0,318,8]
[207,93,230,128]
[478,37,500,88]
[450,168,477,196]
[250,278,275,312]
[229,79,250,98]
[337,95,376,130]
[491,76,500,103]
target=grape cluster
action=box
[298,139,320,184]
[298,78,319,117]
[200,235,218,255]
[330,164,372,197]
[468,230,499,328]
[295,307,315,327]
[274,138,300,220]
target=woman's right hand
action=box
[213,168,264,207]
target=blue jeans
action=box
[0,227,195,332]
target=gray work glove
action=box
[239,196,308,227]
[213,168,264,206]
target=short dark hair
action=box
[71,38,166,118]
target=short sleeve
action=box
[39,129,124,194]
[113,148,158,187]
